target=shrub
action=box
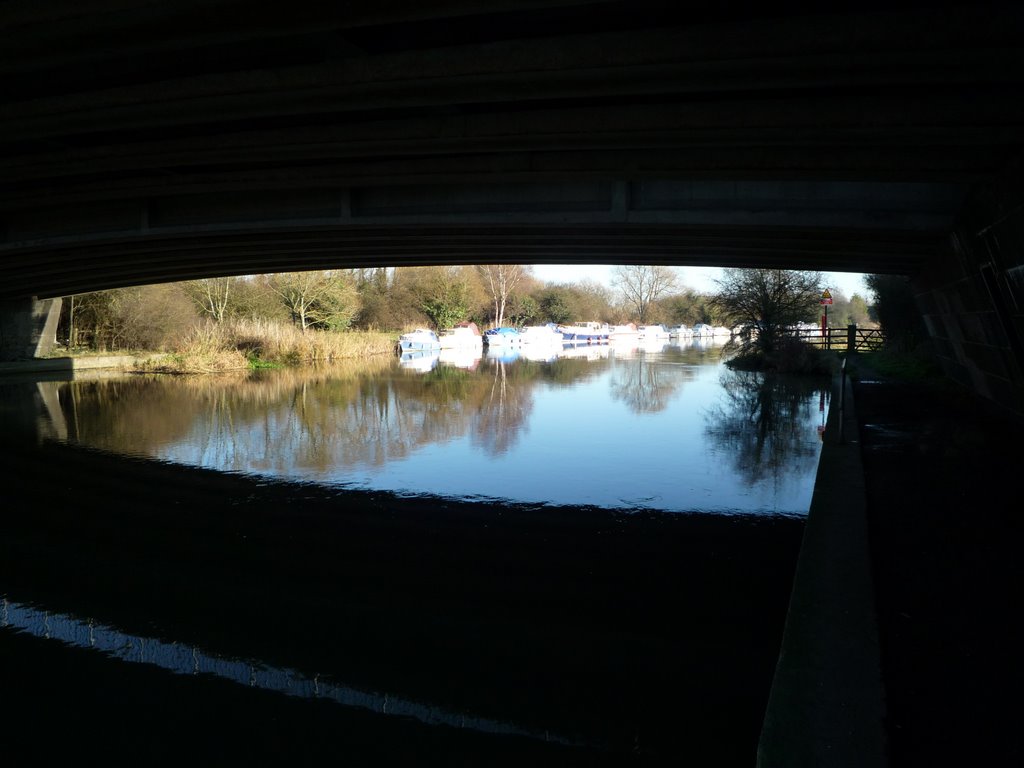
[725,336,838,375]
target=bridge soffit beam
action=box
[2,6,1023,145]
[0,178,966,245]
[0,220,942,300]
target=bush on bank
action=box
[134,319,397,374]
[723,336,840,376]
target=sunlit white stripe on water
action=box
[0,595,586,748]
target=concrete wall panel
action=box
[916,160,1024,420]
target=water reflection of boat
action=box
[608,340,640,358]
[519,345,560,363]
[557,343,612,361]
[398,328,441,353]
[438,348,482,370]
[675,335,726,351]
[484,346,521,364]
[638,337,671,353]
[399,349,441,372]
[439,322,483,351]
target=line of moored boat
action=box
[397,321,733,355]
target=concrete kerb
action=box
[756,364,887,767]
[0,355,143,374]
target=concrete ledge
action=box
[757,368,887,767]
[0,355,144,374]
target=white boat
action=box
[518,324,565,347]
[398,328,441,353]
[691,323,715,338]
[637,324,671,340]
[482,326,523,346]
[609,323,640,341]
[557,321,610,344]
[438,322,483,350]
[668,325,692,338]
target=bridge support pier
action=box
[0,297,62,361]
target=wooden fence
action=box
[795,325,885,352]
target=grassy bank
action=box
[133,319,397,374]
[846,342,946,385]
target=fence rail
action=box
[794,325,884,352]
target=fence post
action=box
[839,355,847,443]
[847,324,856,352]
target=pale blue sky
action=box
[530,264,870,299]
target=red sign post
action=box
[820,289,833,347]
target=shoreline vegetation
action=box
[110,319,396,374]
[39,267,888,377]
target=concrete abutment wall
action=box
[913,159,1024,421]
[0,297,62,361]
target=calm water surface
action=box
[0,337,829,765]
[59,338,829,516]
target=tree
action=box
[534,286,575,324]
[821,288,872,328]
[476,264,530,327]
[268,270,359,331]
[712,268,823,356]
[65,289,117,350]
[231,275,290,322]
[356,267,422,330]
[182,277,235,323]
[846,293,871,327]
[661,288,715,326]
[415,266,472,330]
[63,284,198,351]
[611,265,679,323]
[506,294,538,327]
[571,279,615,323]
[865,274,928,351]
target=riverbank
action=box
[1,324,399,375]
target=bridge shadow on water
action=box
[0,433,804,766]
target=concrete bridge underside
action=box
[1,0,1023,415]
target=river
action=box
[0,336,829,765]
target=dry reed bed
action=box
[136,319,397,374]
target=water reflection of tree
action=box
[608,356,695,413]
[703,369,826,486]
[56,355,599,475]
[288,364,492,470]
[540,355,611,386]
[471,359,535,455]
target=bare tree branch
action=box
[611,265,679,323]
